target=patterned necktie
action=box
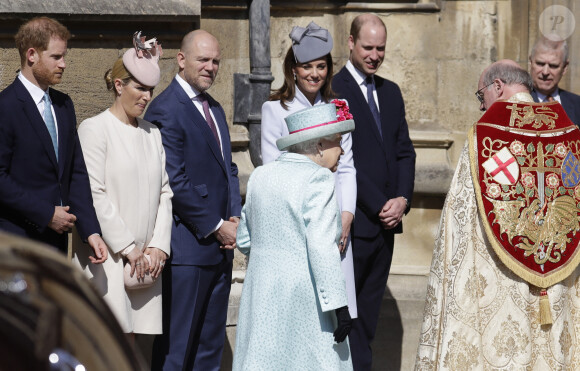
[546,95,555,102]
[43,92,58,160]
[365,76,382,137]
[197,93,221,151]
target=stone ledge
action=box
[411,130,464,196]
[0,0,200,19]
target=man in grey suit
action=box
[529,36,580,125]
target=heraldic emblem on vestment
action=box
[470,101,580,301]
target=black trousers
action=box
[349,232,394,371]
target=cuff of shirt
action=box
[205,219,224,239]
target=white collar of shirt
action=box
[345,60,379,110]
[18,72,59,140]
[345,60,368,88]
[175,73,202,100]
[292,86,323,107]
[19,72,48,108]
[174,73,223,154]
[536,88,561,103]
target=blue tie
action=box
[43,92,58,160]
[366,76,382,138]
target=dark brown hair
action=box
[15,17,71,66]
[269,47,336,110]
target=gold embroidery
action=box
[560,321,572,358]
[443,332,479,370]
[487,195,580,268]
[479,136,580,273]
[464,268,488,299]
[415,356,435,371]
[492,315,530,358]
[507,104,558,129]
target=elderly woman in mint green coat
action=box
[233,102,355,370]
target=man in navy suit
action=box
[332,14,416,370]
[147,30,242,371]
[0,17,107,262]
[529,36,580,125]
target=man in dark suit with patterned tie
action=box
[332,13,416,370]
[529,36,580,126]
[0,17,107,262]
[146,30,242,370]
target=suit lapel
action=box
[340,70,384,147]
[51,89,70,178]
[208,98,230,164]
[560,90,571,113]
[173,80,227,174]
[14,79,59,171]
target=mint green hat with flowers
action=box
[277,100,355,151]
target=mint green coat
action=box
[233,153,352,370]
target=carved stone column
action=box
[233,0,274,167]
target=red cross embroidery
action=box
[489,154,516,183]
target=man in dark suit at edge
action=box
[146,30,242,371]
[332,13,416,370]
[0,17,107,262]
[529,36,580,125]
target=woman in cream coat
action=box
[73,35,172,335]
[261,22,357,317]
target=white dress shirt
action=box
[18,72,59,145]
[536,88,561,103]
[175,73,223,156]
[345,60,380,112]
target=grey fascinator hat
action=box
[289,21,333,63]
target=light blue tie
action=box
[43,92,58,160]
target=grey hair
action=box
[530,36,568,63]
[286,133,341,155]
[482,63,533,93]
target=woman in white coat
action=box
[234,102,355,370]
[72,33,172,337]
[261,21,357,317]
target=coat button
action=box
[324,299,329,304]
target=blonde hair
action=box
[104,56,132,94]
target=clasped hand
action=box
[49,205,76,234]
[214,217,239,250]
[378,197,406,229]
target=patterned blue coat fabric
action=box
[233,153,353,371]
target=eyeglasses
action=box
[475,82,494,104]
